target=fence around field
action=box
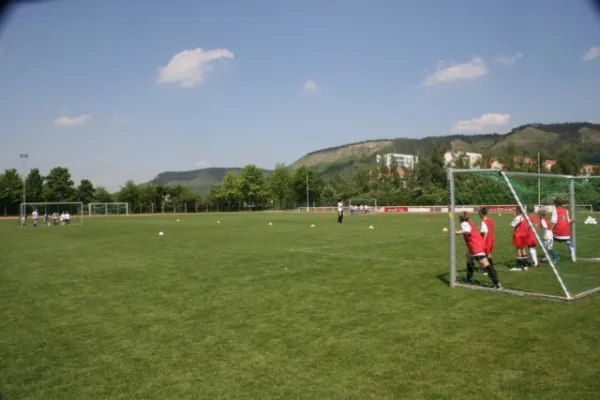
[298,204,596,213]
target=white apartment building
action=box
[443,151,482,168]
[376,153,419,169]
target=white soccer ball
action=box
[159,232,164,236]
[311,224,315,228]
[268,222,272,226]
[176,219,180,222]
[217,221,220,224]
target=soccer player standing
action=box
[31,209,38,228]
[510,208,529,271]
[337,199,344,224]
[526,205,539,267]
[455,211,502,289]
[551,198,575,262]
[478,207,495,275]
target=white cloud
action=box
[110,115,133,126]
[451,113,511,133]
[494,52,522,66]
[302,79,318,93]
[157,48,234,88]
[195,160,210,168]
[582,46,600,61]
[422,57,488,86]
[52,114,91,127]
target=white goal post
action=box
[348,198,378,207]
[448,168,600,302]
[20,202,84,225]
[88,202,129,215]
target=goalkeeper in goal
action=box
[455,211,503,289]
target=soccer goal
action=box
[20,202,84,225]
[88,202,129,215]
[348,198,378,207]
[447,168,600,302]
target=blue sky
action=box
[1,0,599,190]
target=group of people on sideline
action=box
[20,209,72,227]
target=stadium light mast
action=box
[537,152,541,206]
[305,171,309,212]
[19,153,28,217]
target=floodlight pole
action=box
[19,153,28,216]
[537,152,541,206]
[305,171,309,212]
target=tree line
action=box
[1,144,599,216]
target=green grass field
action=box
[2,212,600,400]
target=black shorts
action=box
[473,255,486,261]
[554,237,570,242]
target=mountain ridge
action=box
[148,122,600,193]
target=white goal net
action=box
[88,202,129,215]
[448,169,600,302]
[20,202,84,225]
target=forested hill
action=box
[148,167,273,194]
[291,122,600,176]
[148,122,600,194]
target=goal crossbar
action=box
[88,202,129,215]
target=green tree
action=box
[94,186,114,203]
[376,155,389,182]
[239,165,270,209]
[25,168,44,202]
[269,163,293,209]
[139,184,156,212]
[117,180,141,212]
[0,169,24,215]
[153,184,171,213]
[293,166,325,206]
[43,167,75,201]
[76,179,96,204]
[555,144,582,176]
[501,142,517,171]
[221,172,242,210]
[429,146,447,187]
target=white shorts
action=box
[544,237,554,250]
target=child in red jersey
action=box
[456,211,502,289]
[510,207,530,271]
[551,198,575,262]
[478,207,495,275]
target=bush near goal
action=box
[448,168,600,302]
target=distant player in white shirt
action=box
[20,214,27,227]
[337,199,344,224]
[65,211,71,225]
[43,213,50,227]
[359,204,364,214]
[60,212,65,225]
[31,209,39,227]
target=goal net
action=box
[448,169,600,302]
[88,202,129,215]
[348,198,377,213]
[20,202,84,225]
